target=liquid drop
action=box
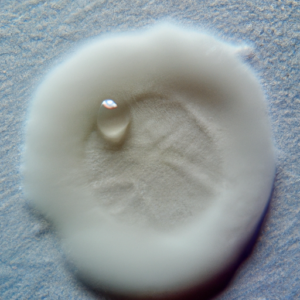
[97,99,130,144]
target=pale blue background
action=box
[1,0,299,299]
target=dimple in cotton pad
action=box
[23,24,275,297]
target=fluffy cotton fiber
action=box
[23,24,275,297]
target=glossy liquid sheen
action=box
[97,99,130,144]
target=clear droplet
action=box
[97,99,130,144]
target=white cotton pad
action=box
[23,24,275,297]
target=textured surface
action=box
[0,0,299,299]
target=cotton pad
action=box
[23,24,275,298]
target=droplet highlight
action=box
[97,99,130,144]
[102,99,118,110]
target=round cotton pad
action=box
[23,24,275,297]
